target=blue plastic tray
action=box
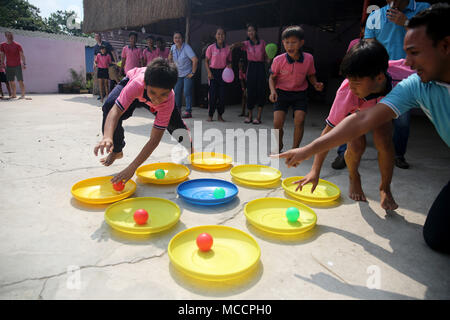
[177,179,238,206]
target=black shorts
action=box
[273,89,307,114]
[97,68,109,79]
[0,72,7,83]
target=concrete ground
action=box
[0,93,449,300]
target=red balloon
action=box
[134,209,148,225]
[112,181,125,191]
[196,233,213,252]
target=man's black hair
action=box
[407,3,450,46]
[340,39,389,79]
[282,25,304,41]
[144,58,178,89]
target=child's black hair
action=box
[407,3,449,46]
[246,23,259,42]
[281,25,304,41]
[146,35,155,41]
[340,39,389,79]
[129,31,138,40]
[144,57,178,89]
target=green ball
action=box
[286,207,300,222]
[265,43,278,59]
[155,169,165,179]
[213,187,226,199]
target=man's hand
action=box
[22,64,26,70]
[186,73,194,79]
[314,82,324,92]
[387,8,408,26]
[294,170,320,193]
[94,137,114,156]
[111,165,136,184]
[269,90,278,103]
[271,147,312,168]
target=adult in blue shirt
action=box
[365,0,430,170]
[168,31,198,119]
[275,4,450,253]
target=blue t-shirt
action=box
[170,43,196,78]
[381,73,450,147]
[364,0,430,60]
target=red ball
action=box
[133,209,148,225]
[196,233,213,252]
[112,181,125,191]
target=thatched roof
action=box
[83,0,187,33]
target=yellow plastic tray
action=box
[136,162,190,184]
[230,164,281,184]
[232,176,281,188]
[71,176,136,204]
[189,152,232,168]
[168,225,260,281]
[282,176,341,204]
[104,197,180,235]
[244,197,317,235]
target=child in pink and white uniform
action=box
[143,36,158,66]
[204,27,232,122]
[155,37,170,59]
[95,45,112,102]
[94,58,192,184]
[269,26,323,153]
[121,32,143,74]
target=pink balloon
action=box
[222,67,234,83]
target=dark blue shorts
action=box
[273,89,307,114]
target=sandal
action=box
[252,119,261,125]
[244,118,252,124]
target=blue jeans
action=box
[393,110,410,159]
[337,143,347,156]
[174,76,193,113]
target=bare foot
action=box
[349,173,367,202]
[206,117,213,122]
[218,116,226,122]
[100,151,123,166]
[380,188,398,211]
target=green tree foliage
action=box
[0,0,51,32]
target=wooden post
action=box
[185,0,192,44]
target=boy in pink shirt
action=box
[121,32,143,74]
[142,36,158,66]
[94,58,192,184]
[292,40,413,211]
[204,27,232,121]
[155,38,170,59]
[269,26,323,152]
[94,45,112,102]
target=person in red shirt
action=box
[0,31,27,99]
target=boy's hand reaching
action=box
[111,165,136,184]
[314,82,324,92]
[294,171,319,193]
[271,147,311,168]
[269,90,278,103]
[94,137,114,156]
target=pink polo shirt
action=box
[326,59,414,127]
[115,67,175,130]
[270,52,316,92]
[95,53,111,69]
[121,46,143,74]
[143,47,158,65]
[205,43,232,69]
[155,47,170,59]
[241,39,266,62]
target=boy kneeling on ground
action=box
[94,58,192,183]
